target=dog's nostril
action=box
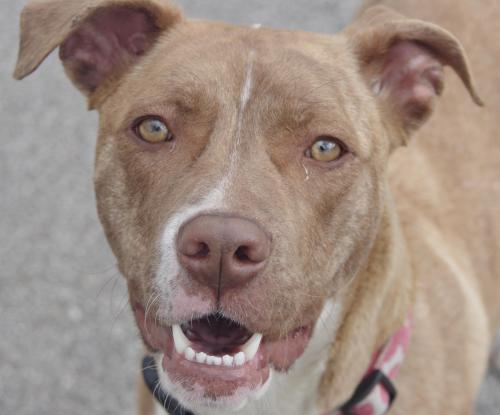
[186,242,210,258]
[195,242,210,258]
[234,246,251,262]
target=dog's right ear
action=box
[14,0,182,105]
[344,5,482,145]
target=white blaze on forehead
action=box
[225,49,256,189]
[240,54,254,113]
[237,50,255,141]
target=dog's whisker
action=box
[95,269,122,300]
[143,292,162,337]
[152,378,162,404]
[144,292,161,321]
[141,364,158,372]
[109,293,130,334]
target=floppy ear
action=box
[14,0,182,105]
[344,6,482,144]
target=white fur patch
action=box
[155,185,227,310]
[239,54,254,114]
[232,50,255,160]
[217,49,256,194]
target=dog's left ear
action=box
[345,6,483,143]
[14,0,182,107]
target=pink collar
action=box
[326,314,413,415]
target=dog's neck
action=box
[317,188,414,412]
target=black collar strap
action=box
[336,369,397,415]
[142,356,195,415]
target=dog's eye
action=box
[135,117,173,143]
[306,137,345,162]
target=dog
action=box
[14,0,500,414]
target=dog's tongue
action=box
[182,315,252,353]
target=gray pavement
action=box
[1,1,498,414]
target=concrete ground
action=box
[1,0,498,414]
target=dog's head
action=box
[15,0,481,411]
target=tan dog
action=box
[14,0,499,414]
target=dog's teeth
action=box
[196,352,207,364]
[184,347,195,361]
[204,355,223,365]
[172,324,191,354]
[181,333,262,366]
[241,333,263,361]
[222,355,234,366]
[188,351,246,366]
[234,351,246,366]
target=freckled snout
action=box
[177,214,271,291]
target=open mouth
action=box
[172,315,263,367]
[134,305,313,401]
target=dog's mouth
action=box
[173,315,263,365]
[134,305,313,403]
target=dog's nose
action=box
[177,214,271,290]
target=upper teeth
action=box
[172,325,190,354]
[172,324,263,367]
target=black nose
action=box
[177,214,271,291]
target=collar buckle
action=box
[339,369,397,415]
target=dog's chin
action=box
[154,352,274,412]
[133,305,313,410]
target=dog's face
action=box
[15,0,480,411]
[96,20,388,408]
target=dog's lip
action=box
[132,303,313,397]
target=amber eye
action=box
[307,137,344,162]
[135,118,173,143]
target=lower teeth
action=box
[187,349,245,367]
[172,324,263,366]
